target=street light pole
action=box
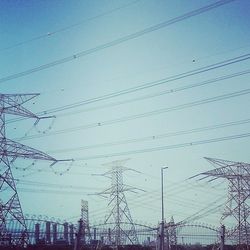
[160,166,168,250]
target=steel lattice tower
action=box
[81,200,91,244]
[0,93,60,246]
[198,157,250,246]
[97,159,139,246]
[167,216,177,248]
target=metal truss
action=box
[96,159,139,246]
[197,157,250,246]
[80,200,91,244]
[0,93,59,246]
[167,216,177,247]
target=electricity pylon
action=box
[74,200,92,250]
[81,200,91,244]
[0,93,61,246]
[197,157,250,246]
[95,159,139,246]
[167,216,177,248]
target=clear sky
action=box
[0,0,250,229]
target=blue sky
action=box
[0,0,250,229]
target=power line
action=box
[89,182,225,219]
[0,0,235,84]
[118,181,225,212]
[51,68,250,118]
[16,88,250,141]
[181,196,225,223]
[16,179,102,191]
[71,187,198,220]
[125,187,224,213]
[48,118,250,154]
[0,0,141,52]
[73,132,250,161]
[89,187,225,222]
[14,166,92,178]
[17,187,91,196]
[6,55,250,124]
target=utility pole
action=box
[160,166,168,250]
[0,93,68,246]
[220,224,225,250]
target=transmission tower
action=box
[167,216,177,248]
[74,200,92,250]
[197,157,250,246]
[0,93,61,246]
[81,200,91,244]
[96,159,139,246]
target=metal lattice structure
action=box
[198,157,250,247]
[96,159,139,246]
[81,200,91,244]
[167,216,177,248]
[0,93,59,246]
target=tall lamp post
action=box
[160,166,168,250]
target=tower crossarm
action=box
[93,187,112,197]
[0,92,69,247]
[0,93,40,118]
[0,138,56,161]
[205,157,242,167]
[0,93,39,106]
[199,165,250,180]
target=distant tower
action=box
[167,216,177,249]
[0,93,61,246]
[81,200,91,244]
[97,159,139,246]
[197,157,250,246]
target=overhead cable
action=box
[48,118,250,154]
[16,88,250,141]
[0,0,235,84]
[6,55,250,124]
[0,0,141,52]
[73,132,250,161]
[51,68,250,118]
